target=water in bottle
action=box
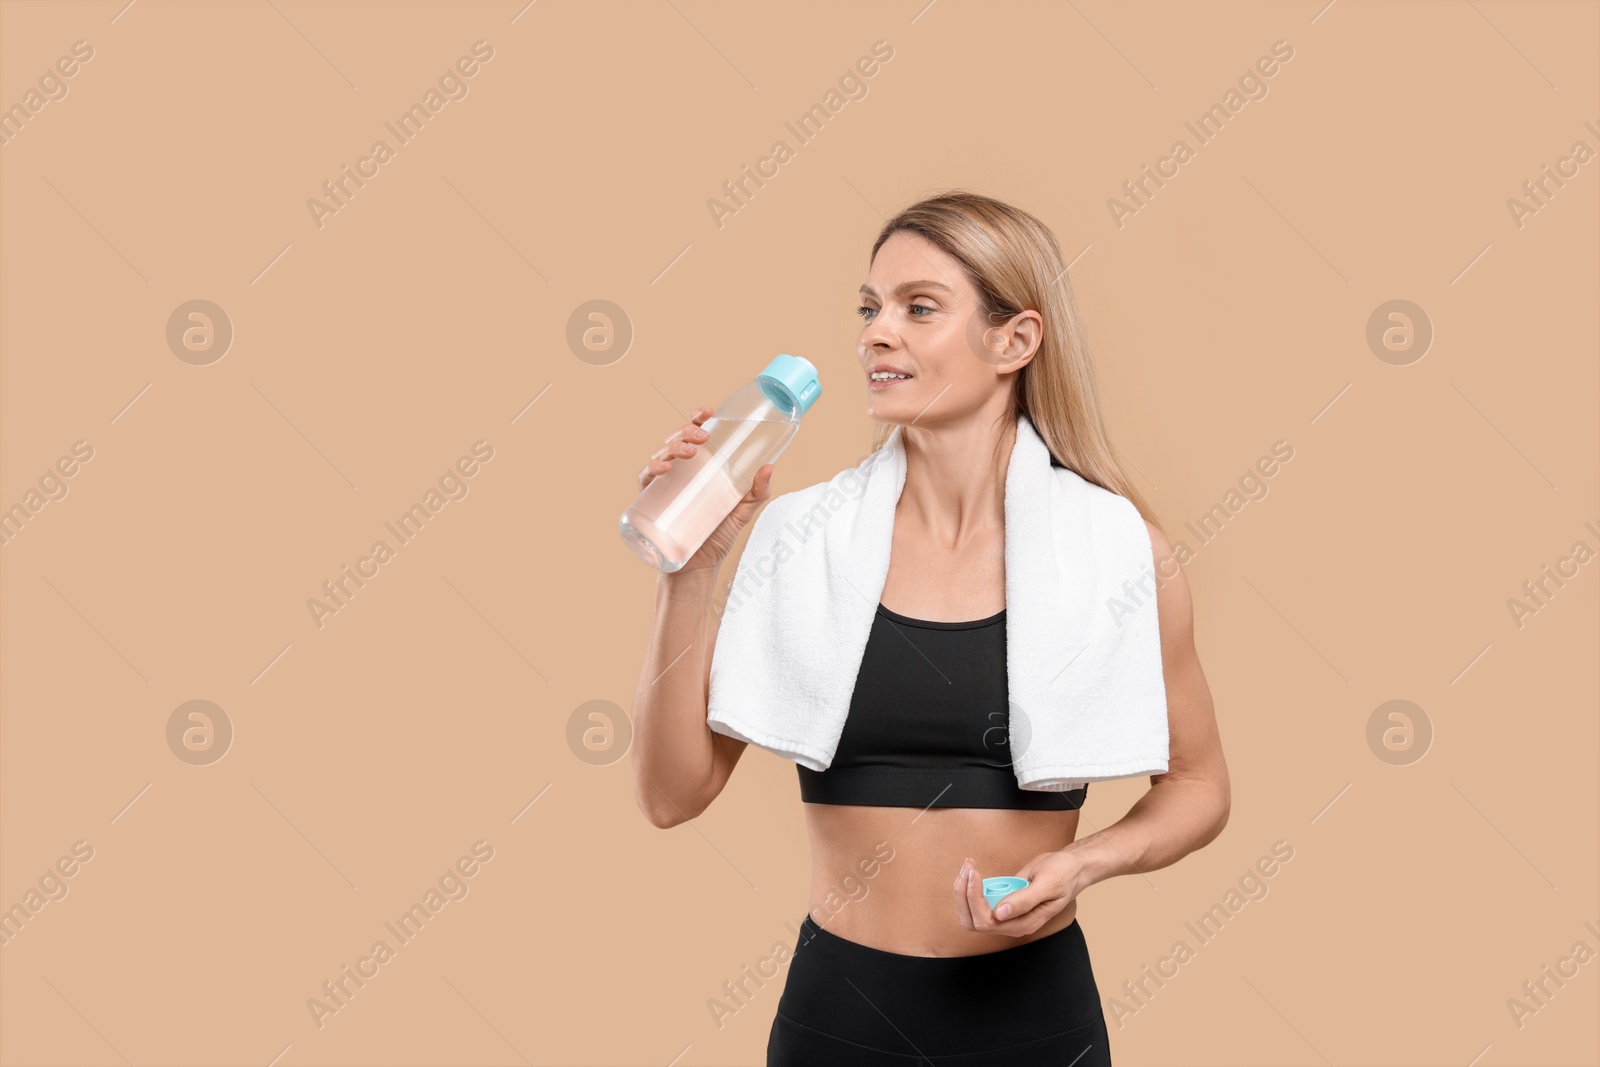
[620,354,821,572]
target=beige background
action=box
[2,0,1596,1064]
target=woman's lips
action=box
[867,375,914,389]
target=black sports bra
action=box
[796,602,1089,810]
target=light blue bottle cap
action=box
[756,353,822,417]
[982,876,1028,910]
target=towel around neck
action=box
[706,411,1170,792]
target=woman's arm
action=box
[1063,521,1231,890]
[630,566,749,829]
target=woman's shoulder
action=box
[1049,462,1140,520]
[1047,464,1170,565]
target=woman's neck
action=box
[897,414,1018,550]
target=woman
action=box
[630,191,1229,1065]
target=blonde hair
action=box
[866,189,1162,533]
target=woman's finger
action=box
[963,857,992,930]
[748,463,774,501]
[992,885,1038,922]
[952,859,975,929]
[647,441,696,472]
[637,406,716,498]
[663,412,711,447]
[656,436,698,459]
[993,851,1050,921]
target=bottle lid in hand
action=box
[982,876,1028,909]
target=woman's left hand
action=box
[952,850,1085,937]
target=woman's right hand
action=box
[637,406,777,575]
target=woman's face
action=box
[855,231,1037,427]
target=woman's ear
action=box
[982,310,1044,369]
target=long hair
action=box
[865,189,1162,532]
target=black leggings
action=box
[768,913,1113,1065]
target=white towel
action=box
[706,411,1169,791]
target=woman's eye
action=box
[856,303,932,320]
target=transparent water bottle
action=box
[620,354,821,572]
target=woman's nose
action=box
[859,315,896,350]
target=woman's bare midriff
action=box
[803,801,1082,957]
